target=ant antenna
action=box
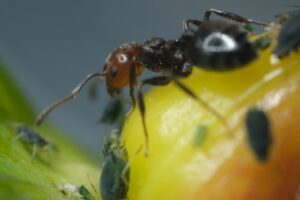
[35,72,106,127]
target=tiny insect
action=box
[35,9,268,156]
[100,132,141,200]
[194,125,208,147]
[273,12,300,58]
[99,97,126,128]
[15,124,48,158]
[100,145,129,200]
[78,185,95,200]
[245,108,272,162]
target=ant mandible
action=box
[35,9,269,156]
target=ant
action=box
[35,9,269,156]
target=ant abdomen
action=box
[182,20,257,70]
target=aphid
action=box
[15,124,48,158]
[273,12,300,58]
[100,133,141,200]
[35,9,268,156]
[78,185,95,200]
[253,35,271,50]
[100,145,129,200]
[99,97,126,127]
[245,108,272,162]
[194,125,208,147]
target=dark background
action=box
[0,0,293,156]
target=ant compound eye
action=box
[110,67,118,77]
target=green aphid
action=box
[194,125,208,147]
[100,144,129,200]
[253,36,271,51]
[78,185,95,200]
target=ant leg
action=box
[172,79,233,137]
[137,76,173,156]
[203,8,269,27]
[126,63,137,117]
[31,143,38,162]
[121,146,142,186]
[183,19,203,32]
[35,72,105,127]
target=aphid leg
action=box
[12,131,26,141]
[203,8,269,27]
[126,63,137,117]
[137,76,173,156]
[31,143,38,160]
[35,72,105,127]
[121,146,142,186]
[173,79,233,137]
[183,19,203,32]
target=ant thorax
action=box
[137,37,193,77]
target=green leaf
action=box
[0,63,101,199]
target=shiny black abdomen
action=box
[182,20,257,71]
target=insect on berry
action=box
[100,145,129,200]
[245,108,272,162]
[35,9,269,156]
[100,133,141,200]
[273,12,300,58]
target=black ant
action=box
[35,9,269,156]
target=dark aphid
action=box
[35,9,268,156]
[253,35,271,50]
[100,145,129,200]
[99,98,125,126]
[245,108,272,162]
[273,12,300,58]
[78,185,95,200]
[16,124,48,158]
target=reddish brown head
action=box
[103,42,144,96]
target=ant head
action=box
[103,42,144,96]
